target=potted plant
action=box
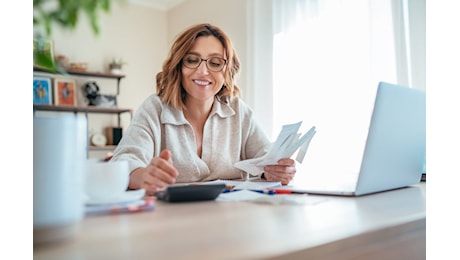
[109,58,126,75]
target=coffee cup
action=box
[85,159,130,202]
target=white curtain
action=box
[269,0,418,176]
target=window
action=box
[265,0,424,175]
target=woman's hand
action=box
[263,158,297,185]
[129,149,178,195]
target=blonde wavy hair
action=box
[156,23,241,110]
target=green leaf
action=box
[34,0,113,37]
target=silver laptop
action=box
[291,81,426,196]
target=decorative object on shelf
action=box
[54,77,77,106]
[106,127,123,145]
[33,76,52,104]
[84,81,99,102]
[91,133,108,147]
[109,58,126,75]
[33,37,56,71]
[55,55,69,69]
[84,81,117,107]
[69,62,88,72]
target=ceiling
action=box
[128,0,185,10]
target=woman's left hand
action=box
[263,158,297,185]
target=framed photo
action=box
[33,76,52,104]
[54,77,77,106]
[33,38,55,70]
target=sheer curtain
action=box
[269,0,416,176]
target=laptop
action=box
[290,81,426,196]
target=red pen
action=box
[267,188,307,194]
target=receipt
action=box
[234,122,316,176]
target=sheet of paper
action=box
[234,122,317,175]
[216,190,328,205]
[217,190,270,202]
[204,179,282,190]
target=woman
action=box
[111,23,296,195]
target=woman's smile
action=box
[192,79,212,87]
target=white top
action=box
[111,94,271,182]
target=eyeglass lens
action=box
[183,54,226,72]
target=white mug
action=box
[85,159,130,202]
[33,114,87,245]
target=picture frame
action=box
[33,38,55,70]
[54,77,77,106]
[33,76,53,104]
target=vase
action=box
[109,64,123,75]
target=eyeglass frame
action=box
[182,53,227,72]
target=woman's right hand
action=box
[128,149,178,195]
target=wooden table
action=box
[34,183,426,259]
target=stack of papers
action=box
[234,121,316,176]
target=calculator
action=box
[155,183,226,202]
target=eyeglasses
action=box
[182,53,227,72]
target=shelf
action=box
[33,104,132,115]
[33,66,125,79]
[33,66,125,95]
